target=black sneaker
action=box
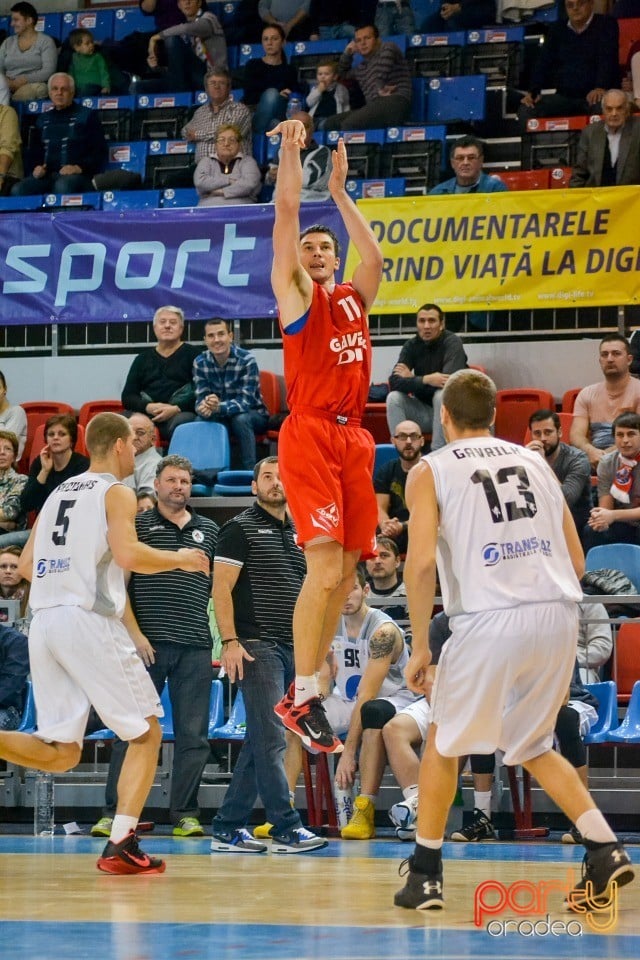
[96,830,166,875]
[561,825,583,845]
[566,842,634,912]
[394,857,444,910]
[281,696,343,753]
[450,809,496,842]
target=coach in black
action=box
[210,456,326,853]
[92,454,217,839]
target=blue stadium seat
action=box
[42,192,102,210]
[583,681,618,745]
[346,177,406,200]
[0,195,44,213]
[133,92,192,141]
[213,470,254,496]
[325,128,385,179]
[168,422,230,495]
[211,689,246,740]
[35,13,62,40]
[18,680,36,733]
[160,682,175,740]
[160,187,199,207]
[585,544,640,593]
[79,95,135,142]
[374,444,399,474]
[105,140,148,178]
[425,74,487,123]
[145,139,196,189]
[61,10,115,42]
[407,31,465,79]
[237,43,263,67]
[102,189,161,210]
[606,680,640,743]
[112,6,149,41]
[207,680,225,737]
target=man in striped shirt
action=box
[92,454,218,840]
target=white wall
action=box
[0,338,603,409]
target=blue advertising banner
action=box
[0,204,346,325]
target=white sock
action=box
[575,809,617,844]
[294,674,318,707]
[474,791,492,820]
[110,815,138,844]
[403,784,419,801]
[416,834,443,850]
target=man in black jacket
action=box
[385,303,467,452]
[12,72,107,196]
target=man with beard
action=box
[210,456,326,853]
[570,334,640,470]
[386,304,467,452]
[374,420,423,555]
[527,409,592,539]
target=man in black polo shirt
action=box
[210,456,326,854]
[386,304,467,452]
[92,454,217,839]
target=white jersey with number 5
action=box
[427,437,582,617]
[29,471,127,617]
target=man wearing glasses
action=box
[429,136,507,195]
[374,421,423,554]
[386,304,467,452]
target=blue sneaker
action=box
[210,827,267,854]
[270,826,328,854]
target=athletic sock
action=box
[294,674,318,707]
[474,791,492,820]
[403,784,419,801]
[110,815,138,845]
[575,809,617,844]
[413,835,443,874]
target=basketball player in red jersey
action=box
[268,118,383,753]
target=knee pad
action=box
[360,698,396,730]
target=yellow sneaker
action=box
[341,796,375,839]
[253,822,274,839]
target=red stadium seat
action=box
[78,399,124,428]
[523,411,574,445]
[18,401,75,474]
[28,423,87,467]
[494,389,555,445]
[614,622,640,706]
[562,387,581,413]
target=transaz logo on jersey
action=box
[481,537,552,565]
[329,331,368,366]
[36,557,71,577]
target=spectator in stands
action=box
[519,0,620,122]
[266,110,331,201]
[193,318,269,468]
[365,537,408,627]
[0,103,22,195]
[91,454,218,840]
[321,23,412,131]
[420,0,497,33]
[121,305,200,443]
[101,0,185,79]
[0,2,57,104]
[430,136,508,195]
[12,73,108,197]
[585,411,640,548]
[576,592,613,684]
[20,414,90,520]
[386,303,467,451]
[374,421,424,555]
[0,373,26,459]
[0,433,27,547]
[194,123,262,205]
[67,28,111,96]
[570,89,640,188]
[258,0,311,41]
[242,24,300,135]
[570,333,640,469]
[374,0,416,38]
[0,620,29,731]
[307,0,357,40]
[527,409,592,537]
[136,491,157,513]
[305,60,349,126]
[0,546,30,619]
[146,0,227,93]
[183,69,252,161]
[123,413,161,496]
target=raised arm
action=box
[328,138,383,311]
[269,119,314,328]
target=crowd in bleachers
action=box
[0,0,639,206]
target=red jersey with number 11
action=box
[280,281,371,418]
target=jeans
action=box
[386,389,445,450]
[155,410,196,443]
[375,3,416,37]
[0,705,21,730]
[581,520,640,553]
[252,87,288,135]
[214,411,269,469]
[320,95,410,132]
[104,643,213,823]
[213,639,301,836]
[0,530,29,550]
[316,23,355,40]
[13,173,94,196]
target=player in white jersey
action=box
[0,413,209,875]
[395,369,634,912]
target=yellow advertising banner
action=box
[346,186,640,313]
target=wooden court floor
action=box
[1,835,639,960]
